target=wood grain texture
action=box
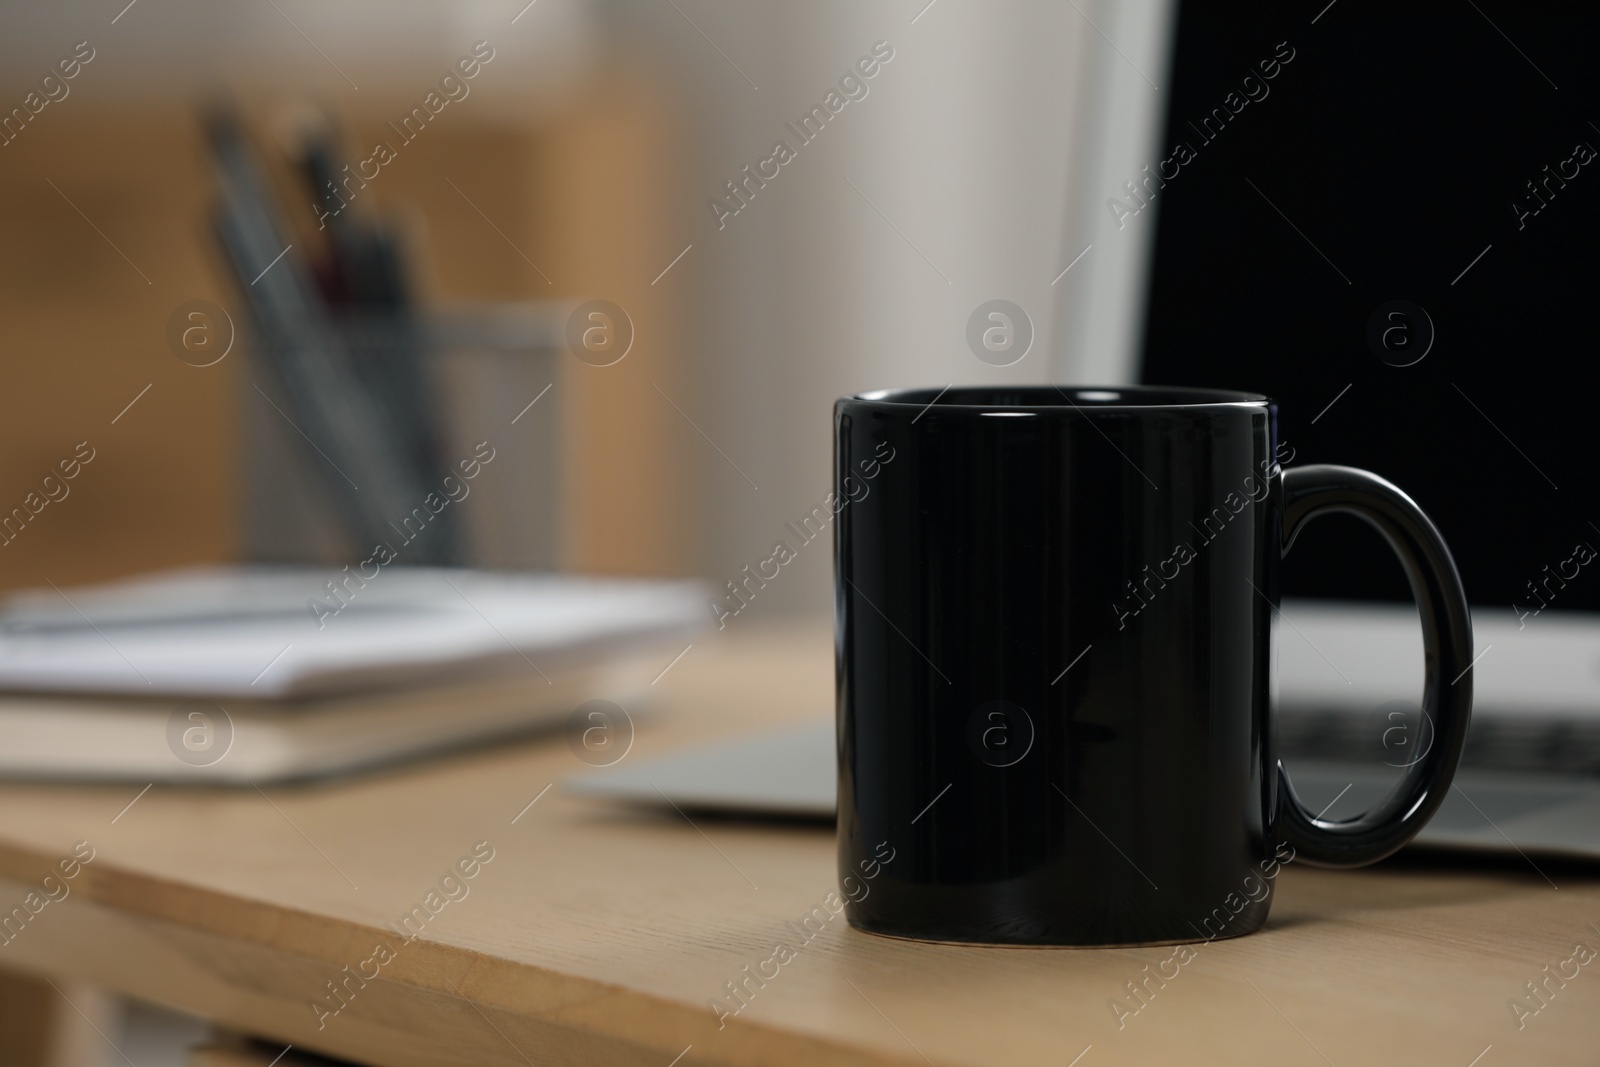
[0,623,1595,1066]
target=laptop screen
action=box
[1140,2,1600,615]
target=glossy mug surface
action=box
[834,386,1473,946]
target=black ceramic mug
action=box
[834,386,1473,946]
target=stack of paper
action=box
[0,566,705,783]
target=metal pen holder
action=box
[241,301,566,570]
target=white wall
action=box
[609,0,1165,616]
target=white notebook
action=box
[0,565,707,699]
[0,566,706,783]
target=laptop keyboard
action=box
[1279,707,1600,776]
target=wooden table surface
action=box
[0,623,1595,1066]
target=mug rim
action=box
[843,384,1269,412]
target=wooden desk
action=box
[0,624,1595,1066]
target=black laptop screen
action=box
[1140,1,1600,615]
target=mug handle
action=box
[1275,464,1474,867]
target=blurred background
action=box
[0,0,1124,620]
[6,0,1597,616]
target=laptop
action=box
[1130,1,1600,813]
[571,2,1600,860]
